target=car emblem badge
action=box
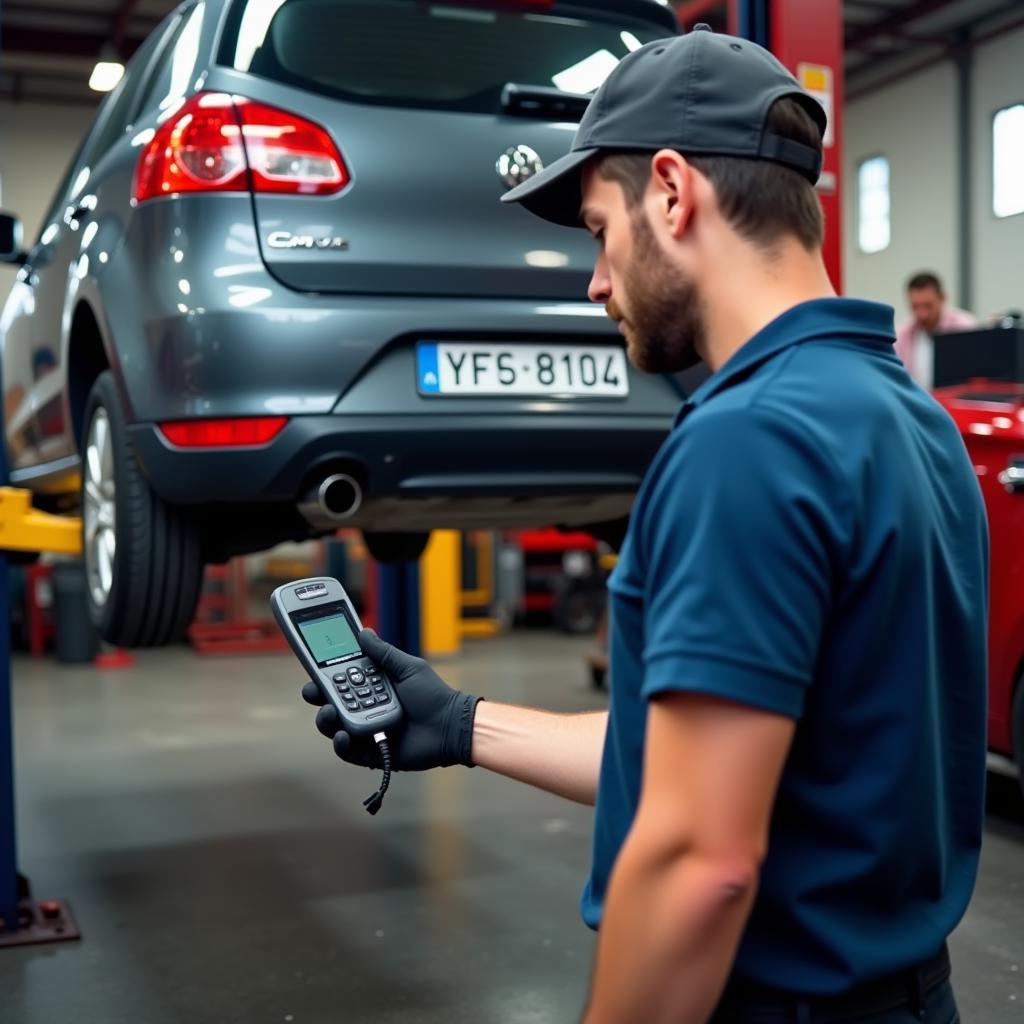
[266,231,349,251]
[497,145,544,191]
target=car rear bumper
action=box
[128,410,672,531]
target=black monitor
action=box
[933,326,1024,388]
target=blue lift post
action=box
[735,0,771,48]
[0,455,17,935]
[375,560,422,658]
[0,395,81,947]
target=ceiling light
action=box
[89,46,124,92]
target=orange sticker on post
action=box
[797,63,835,149]
[801,67,829,92]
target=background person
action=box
[302,29,988,1024]
[895,271,977,388]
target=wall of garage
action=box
[970,27,1024,321]
[0,102,95,283]
[842,62,960,315]
[843,23,1024,322]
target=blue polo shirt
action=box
[582,298,988,995]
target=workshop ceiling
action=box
[2,0,1023,106]
[840,0,1024,99]
[1,0,176,104]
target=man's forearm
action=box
[471,702,607,805]
[583,828,757,1024]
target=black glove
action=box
[301,628,482,771]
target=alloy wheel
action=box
[83,407,117,609]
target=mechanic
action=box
[302,28,988,1024]
[894,271,978,389]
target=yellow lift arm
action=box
[0,488,82,556]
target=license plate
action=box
[417,343,629,398]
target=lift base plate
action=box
[0,898,81,948]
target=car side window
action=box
[123,9,189,126]
[81,74,147,170]
[134,4,206,119]
[76,13,184,176]
[31,11,192,247]
[34,139,90,244]
[33,56,149,243]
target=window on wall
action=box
[858,156,890,254]
[994,104,1024,219]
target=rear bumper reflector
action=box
[159,417,289,448]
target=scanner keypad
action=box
[330,658,396,717]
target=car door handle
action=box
[64,194,97,226]
[998,457,1024,493]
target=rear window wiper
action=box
[501,83,591,121]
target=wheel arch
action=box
[67,299,112,449]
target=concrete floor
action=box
[1,631,1022,1023]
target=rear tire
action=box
[81,371,204,647]
[553,579,603,635]
[362,531,430,564]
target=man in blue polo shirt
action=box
[302,26,988,1023]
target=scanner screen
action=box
[297,610,361,665]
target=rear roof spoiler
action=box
[566,0,679,34]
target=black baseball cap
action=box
[502,25,827,228]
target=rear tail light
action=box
[133,93,348,203]
[159,417,289,448]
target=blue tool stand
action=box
[0,443,81,948]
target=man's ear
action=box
[648,149,694,241]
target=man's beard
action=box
[607,210,706,374]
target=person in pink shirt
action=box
[895,271,977,389]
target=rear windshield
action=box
[218,0,668,113]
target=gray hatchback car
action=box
[0,0,681,647]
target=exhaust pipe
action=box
[298,473,363,527]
